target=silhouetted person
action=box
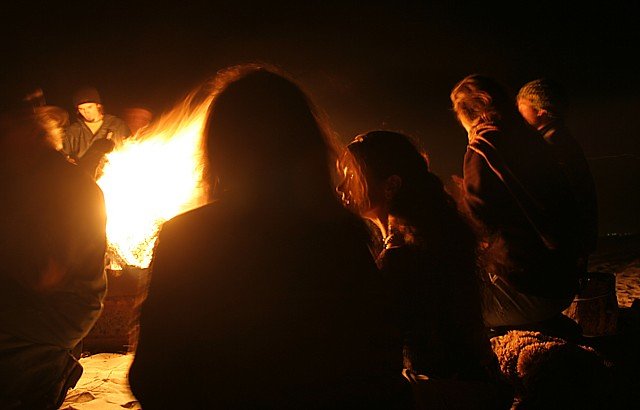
[450,75,583,332]
[122,106,153,136]
[0,102,107,409]
[62,86,130,178]
[517,78,598,277]
[128,64,409,409]
[337,130,513,409]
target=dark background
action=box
[2,1,638,235]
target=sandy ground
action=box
[588,234,640,309]
[60,353,139,410]
[60,234,640,409]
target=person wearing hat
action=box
[62,86,130,178]
[517,78,598,278]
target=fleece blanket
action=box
[490,330,612,408]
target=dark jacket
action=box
[378,240,500,381]
[62,114,130,177]
[462,122,582,298]
[540,120,598,257]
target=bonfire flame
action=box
[97,90,213,269]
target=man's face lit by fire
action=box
[77,102,103,123]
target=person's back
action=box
[0,105,107,409]
[129,65,408,409]
[451,74,583,329]
[131,201,402,408]
[468,122,581,292]
[518,78,598,269]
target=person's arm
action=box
[462,148,504,230]
[61,125,79,163]
[76,138,115,178]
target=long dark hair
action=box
[341,130,477,259]
[203,63,341,213]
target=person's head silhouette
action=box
[203,64,337,211]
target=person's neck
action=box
[84,118,104,135]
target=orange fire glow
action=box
[97,92,213,269]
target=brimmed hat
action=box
[73,86,101,107]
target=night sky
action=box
[2,1,639,234]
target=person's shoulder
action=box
[160,202,219,236]
[65,120,84,133]
[103,114,131,136]
[107,113,128,122]
[473,123,501,139]
[154,202,233,265]
[102,114,128,127]
[60,155,103,194]
[544,121,577,143]
[41,150,105,206]
[467,124,503,155]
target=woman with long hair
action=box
[129,65,409,409]
[337,130,512,409]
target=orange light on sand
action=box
[97,93,213,269]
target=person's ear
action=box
[537,108,549,118]
[384,175,402,200]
